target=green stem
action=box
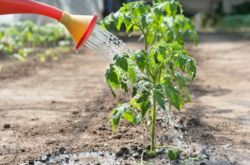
[143,32,149,51]
[150,96,157,153]
[145,41,148,51]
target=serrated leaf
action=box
[124,14,133,32]
[165,85,184,110]
[123,111,136,123]
[153,88,165,110]
[141,101,151,118]
[105,66,119,89]
[113,12,123,30]
[132,86,137,97]
[175,72,186,88]
[140,15,148,29]
[127,67,137,83]
[137,91,150,103]
[134,51,146,72]
[110,104,129,131]
[121,81,128,93]
[167,149,179,160]
[114,55,128,71]
[147,30,154,46]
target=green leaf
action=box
[127,66,137,83]
[110,104,129,131]
[123,111,136,124]
[147,30,154,45]
[132,86,137,97]
[141,15,147,27]
[105,66,120,90]
[167,149,179,160]
[137,91,150,103]
[165,86,184,110]
[175,72,186,88]
[110,104,138,131]
[134,51,147,72]
[141,101,151,118]
[124,13,133,32]
[113,12,123,30]
[153,88,165,110]
[114,55,128,71]
[175,52,196,79]
[187,58,196,79]
[121,81,128,93]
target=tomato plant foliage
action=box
[102,0,198,153]
[0,21,71,61]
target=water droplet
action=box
[85,25,129,61]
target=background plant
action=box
[102,0,198,155]
[0,21,72,62]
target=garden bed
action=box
[0,34,250,164]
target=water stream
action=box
[85,25,129,61]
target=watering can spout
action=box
[0,0,97,50]
[59,13,97,50]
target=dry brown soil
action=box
[0,34,250,165]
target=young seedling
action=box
[102,0,198,156]
[0,21,71,61]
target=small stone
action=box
[98,126,107,131]
[72,111,79,115]
[200,162,206,165]
[3,124,11,129]
[59,147,66,154]
[59,129,64,133]
[240,140,248,145]
[120,147,129,155]
[51,100,56,104]
[113,134,122,139]
[47,153,51,158]
[28,161,34,165]
[187,118,201,126]
[40,155,47,163]
[138,148,143,154]
[132,152,140,159]
[65,157,70,163]
[131,145,138,152]
[115,151,123,158]
[124,155,128,160]
[201,133,213,138]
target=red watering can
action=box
[0,0,98,50]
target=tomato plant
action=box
[102,0,198,156]
[0,21,71,61]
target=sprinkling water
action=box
[160,105,184,147]
[86,25,129,61]
[161,104,201,163]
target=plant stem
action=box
[144,37,148,51]
[144,32,149,51]
[150,96,157,153]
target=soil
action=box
[0,33,250,165]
